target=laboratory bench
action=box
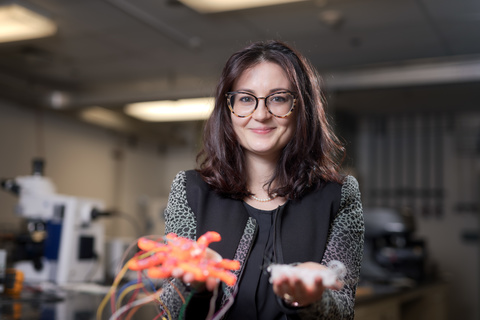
[354,281,449,320]
[0,281,448,319]
[0,286,159,320]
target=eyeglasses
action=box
[225,91,296,118]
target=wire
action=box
[97,262,130,320]
[143,275,158,292]
[120,282,146,320]
[124,304,142,320]
[116,283,144,310]
[122,272,150,317]
[98,255,170,320]
[156,293,172,320]
[110,211,144,238]
[92,209,143,238]
[83,252,102,283]
[114,238,140,276]
[178,289,195,320]
[212,290,236,320]
[152,313,167,320]
[167,279,185,304]
[206,286,219,320]
[117,280,140,299]
[108,290,162,320]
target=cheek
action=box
[285,126,296,145]
[230,116,246,143]
[231,115,249,130]
[282,117,296,137]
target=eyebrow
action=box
[233,88,291,95]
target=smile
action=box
[250,127,275,134]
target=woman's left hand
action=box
[271,262,343,307]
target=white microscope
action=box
[1,159,106,285]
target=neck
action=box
[244,154,287,210]
[245,153,277,196]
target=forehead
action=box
[233,61,292,91]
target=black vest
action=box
[185,170,342,264]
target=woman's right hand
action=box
[171,247,222,292]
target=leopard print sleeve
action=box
[160,171,198,320]
[298,175,364,320]
[164,171,197,239]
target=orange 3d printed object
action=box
[128,231,240,286]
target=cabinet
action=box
[355,282,448,320]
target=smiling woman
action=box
[160,40,364,320]
[228,61,297,163]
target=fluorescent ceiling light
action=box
[0,3,57,43]
[125,97,214,122]
[178,0,307,13]
[80,106,131,131]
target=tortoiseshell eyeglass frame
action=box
[225,91,297,118]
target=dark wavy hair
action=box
[197,40,345,200]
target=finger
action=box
[332,279,344,290]
[291,280,308,303]
[272,277,290,297]
[316,276,343,290]
[205,277,220,291]
[183,272,195,284]
[293,277,326,305]
[205,248,222,262]
[171,267,184,278]
[281,278,295,294]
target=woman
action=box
[162,40,364,320]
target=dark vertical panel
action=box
[434,115,444,217]
[381,116,389,207]
[421,115,431,217]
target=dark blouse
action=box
[226,203,285,320]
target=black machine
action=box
[360,207,429,286]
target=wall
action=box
[354,112,479,320]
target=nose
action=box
[252,98,270,121]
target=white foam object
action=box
[268,260,346,287]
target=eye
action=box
[235,93,256,104]
[271,96,286,103]
[239,96,254,103]
[268,93,290,104]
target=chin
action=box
[252,147,282,157]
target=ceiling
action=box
[1,0,480,136]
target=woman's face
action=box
[230,61,296,161]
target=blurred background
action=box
[0,0,478,319]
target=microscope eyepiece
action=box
[1,179,20,196]
[32,158,45,176]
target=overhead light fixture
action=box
[178,0,307,13]
[125,97,214,122]
[80,106,132,131]
[318,9,344,30]
[0,2,57,43]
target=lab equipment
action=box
[360,207,427,285]
[1,159,106,285]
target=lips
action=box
[250,127,275,134]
